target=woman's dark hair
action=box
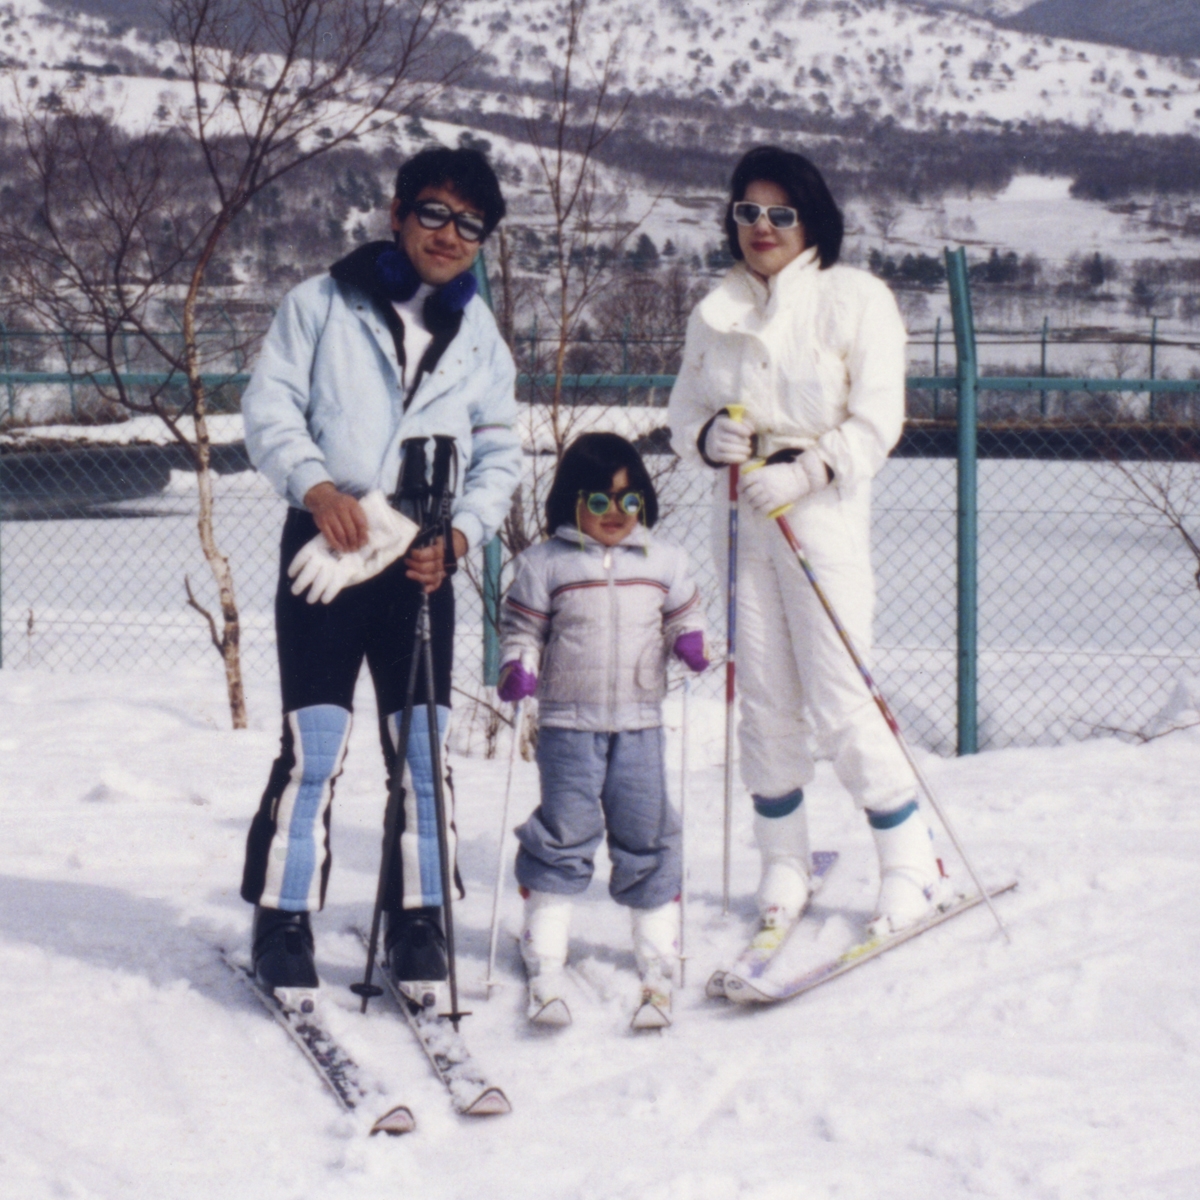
[724,146,843,269]
[544,432,659,533]
[394,147,507,238]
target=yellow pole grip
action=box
[739,450,794,519]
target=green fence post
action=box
[61,330,78,419]
[471,251,504,688]
[483,535,502,687]
[1040,316,1049,417]
[0,321,15,421]
[1149,316,1158,421]
[932,316,941,419]
[946,247,978,756]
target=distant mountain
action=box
[1003,0,1200,59]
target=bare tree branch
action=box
[0,0,469,727]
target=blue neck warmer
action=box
[375,247,477,314]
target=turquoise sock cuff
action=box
[753,788,804,819]
[866,799,919,830]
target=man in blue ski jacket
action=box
[239,147,521,1001]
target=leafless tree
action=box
[520,0,643,461]
[869,196,903,243]
[1106,458,1200,599]
[1092,455,1200,740]
[1,0,464,727]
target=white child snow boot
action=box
[866,800,950,937]
[520,889,572,1027]
[630,900,680,1030]
[750,792,812,959]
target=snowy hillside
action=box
[1006,0,1200,61]
[4,0,1200,141]
[2,665,1199,1197]
[455,0,1200,137]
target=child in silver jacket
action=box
[498,433,708,1027]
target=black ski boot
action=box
[385,906,447,1009]
[252,907,319,991]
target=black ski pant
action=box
[241,506,455,914]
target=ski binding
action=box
[707,850,839,1000]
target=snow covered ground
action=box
[2,665,1199,1199]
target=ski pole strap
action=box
[431,436,459,576]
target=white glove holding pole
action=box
[740,450,830,516]
[288,490,420,605]
[704,412,756,464]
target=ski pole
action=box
[767,501,1009,942]
[355,437,434,1013]
[678,676,690,987]
[353,625,422,1012]
[722,404,746,915]
[418,592,470,1028]
[485,699,524,996]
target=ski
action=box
[529,996,572,1028]
[630,986,671,1032]
[722,880,1018,1004]
[356,931,512,1117]
[222,951,415,1135]
[706,850,840,1000]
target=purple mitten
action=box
[673,630,710,673]
[498,660,538,702]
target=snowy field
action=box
[2,665,1199,1199]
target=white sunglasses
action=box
[731,201,801,230]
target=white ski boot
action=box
[630,900,680,1030]
[746,800,813,963]
[866,801,951,937]
[520,889,572,1027]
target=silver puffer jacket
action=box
[500,524,707,731]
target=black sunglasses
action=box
[579,489,643,517]
[413,200,487,243]
[732,201,801,230]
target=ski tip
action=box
[529,997,572,1028]
[370,1105,416,1136]
[630,1003,672,1031]
[721,974,772,1005]
[705,970,728,1000]
[463,1087,512,1117]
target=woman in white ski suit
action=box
[667,146,946,938]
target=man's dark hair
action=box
[545,432,659,533]
[724,146,844,269]
[394,146,507,238]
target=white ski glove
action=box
[703,413,755,464]
[288,490,420,605]
[740,451,830,516]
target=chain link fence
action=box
[3,321,1200,754]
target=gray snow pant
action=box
[514,727,681,909]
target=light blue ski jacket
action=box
[242,268,522,550]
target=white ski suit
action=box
[668,246,915,811]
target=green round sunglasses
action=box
[579,488,643,517]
